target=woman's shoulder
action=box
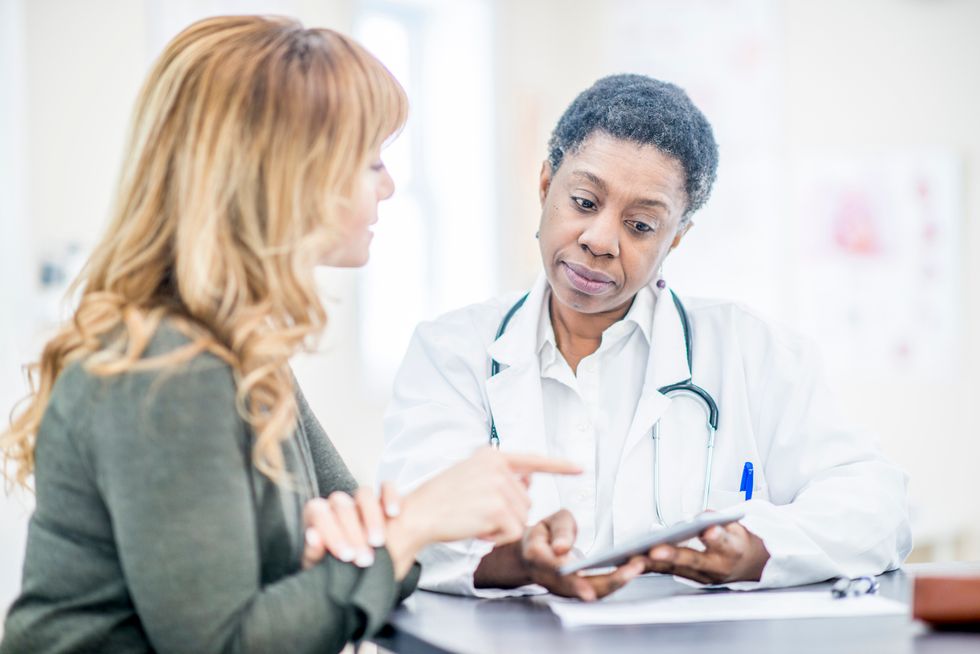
[51,319,240,436]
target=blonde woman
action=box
[0,16,577,654]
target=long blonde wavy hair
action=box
[1,15,407,488]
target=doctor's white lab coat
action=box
[378,275,912,596]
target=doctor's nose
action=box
[578,212,620,258]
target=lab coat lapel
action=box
[620,284,692,462]
[485,275,561,521]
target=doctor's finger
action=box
[585,557,646,598]
[501,453,582,476]
[523,524,562,568]
[544,510,577,554]
[666,546,731,580]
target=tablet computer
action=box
[558,509,745,576]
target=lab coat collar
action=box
[647,282,694,389]
[486,273,550,368]
[486,272,690,395]
[490,273,661,366]
[484,273,561,521]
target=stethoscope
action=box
[487,288,720,526]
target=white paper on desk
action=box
[549,591,907,627]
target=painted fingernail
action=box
[337,546,355,562]
[368,530,385,548]
[385,501,401,518]
[355,550,375,567]
[305,528,320,549]
[652,548,671,561]
[553,537,570,549]
[582,588,597,602]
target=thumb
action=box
[548,510,577,554]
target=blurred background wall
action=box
[1,0,978,622]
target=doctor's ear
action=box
[538,161,553,206]
[670,220,694,250]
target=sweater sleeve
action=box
[294,379,423,603]
[85,361,407,654]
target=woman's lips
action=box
[560,261,615,295]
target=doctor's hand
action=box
[475,509,646,601]
[642,521,771,585]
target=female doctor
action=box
[379,74,911,600]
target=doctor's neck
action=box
[549,294,632,373]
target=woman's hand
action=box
[400,448,581,545]
[641,521,770,584]
[475,509,645,600]
[383,448,581,578]
[301,483,401,570]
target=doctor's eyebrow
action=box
[569,170,608,192]
[569,169,672,212]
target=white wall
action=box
[780,0,980,554]
[0,0,33,627]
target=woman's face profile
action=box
[320,148,396,268]
[537,131,691,316]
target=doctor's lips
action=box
[561,261,615,295]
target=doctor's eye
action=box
[572,196,597,211]
[369,160,386,172]
[627,220,655,234]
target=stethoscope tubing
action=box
[488,286,720,526]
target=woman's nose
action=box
[379,168,395,201]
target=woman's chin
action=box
[318,243,372,268]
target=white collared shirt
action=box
[537,285,655,554]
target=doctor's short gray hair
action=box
[547,74,719,220]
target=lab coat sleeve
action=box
[378,311,540,598]
[726,327,912,590]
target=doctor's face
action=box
[537,132,691,316]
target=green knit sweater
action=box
[0,325,419,653]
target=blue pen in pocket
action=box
[739,462,754,500]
